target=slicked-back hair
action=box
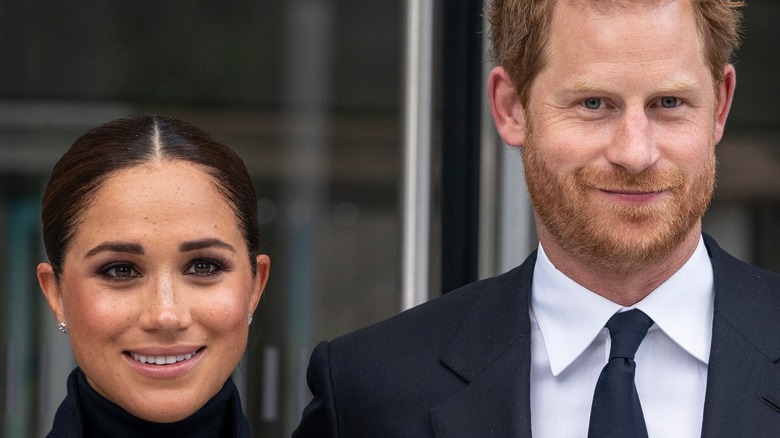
[41,115,261,277]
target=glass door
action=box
[0,1,408,436]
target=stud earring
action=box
[57,322,69,334]
[248,314,253,326]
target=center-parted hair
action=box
[41,114,261,277]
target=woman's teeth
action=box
[131,352,194,365]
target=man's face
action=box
[522,0,727,273]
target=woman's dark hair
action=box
[41,114,261,277]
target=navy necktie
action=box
[588,309,654,438]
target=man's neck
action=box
[538,227,702,307]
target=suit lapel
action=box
[701,235,780,436]
[426,235,780,437]
[430,253,536,438]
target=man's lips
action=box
[600,187,666,195]
[598,189,668,205]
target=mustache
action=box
[575,167,686,193]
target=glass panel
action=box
[0,1,402,436]
[702,0,780,271]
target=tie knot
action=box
[606,309,654,360]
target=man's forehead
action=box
[538,0,712,92]
[562,0,676,14]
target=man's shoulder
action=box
[705,233,780,288]
[329,259,534,355]
[295,257,536,437]
[706,233,780,353]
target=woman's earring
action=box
[248,314,253,326]
[57,322,69,334]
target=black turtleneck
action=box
[46,368,252,437]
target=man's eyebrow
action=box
[85,242,144,259]
[564,78,700,94]
[655,79,700,94]
[179,238,236,253]
[564,78,609,92]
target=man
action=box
[294,0,780,436]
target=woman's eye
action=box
[660,96,680,108]
[185,259,222,276]
[582,98,603,110]
[102,264,140,280]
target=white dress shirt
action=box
[530,236,714,438]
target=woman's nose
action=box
[138,274,192,331]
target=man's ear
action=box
[38,262,66,324]
[250,255,270,313]
[713,64,736,145]
[488,66,528,147]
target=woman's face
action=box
[38,161,269,422]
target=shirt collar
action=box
[531,236,714,376]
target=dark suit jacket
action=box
[293,235,780,437]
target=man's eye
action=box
[583,98,602,110]
[660,96,679,108]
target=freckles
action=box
[198,296,245,328]
[82,295,135,331]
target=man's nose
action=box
[606,107,660,174]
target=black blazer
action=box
[293,235,780,437]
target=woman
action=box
[36,115,270,437]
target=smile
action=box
[130,351,198,365]
[600,188,665,195]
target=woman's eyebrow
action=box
[179,238,236,253]
[85,242,144,259]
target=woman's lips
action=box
[123,347,205,378]
[130,351,197,365]
[125,346,206,365]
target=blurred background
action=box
[0,0,778,436]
